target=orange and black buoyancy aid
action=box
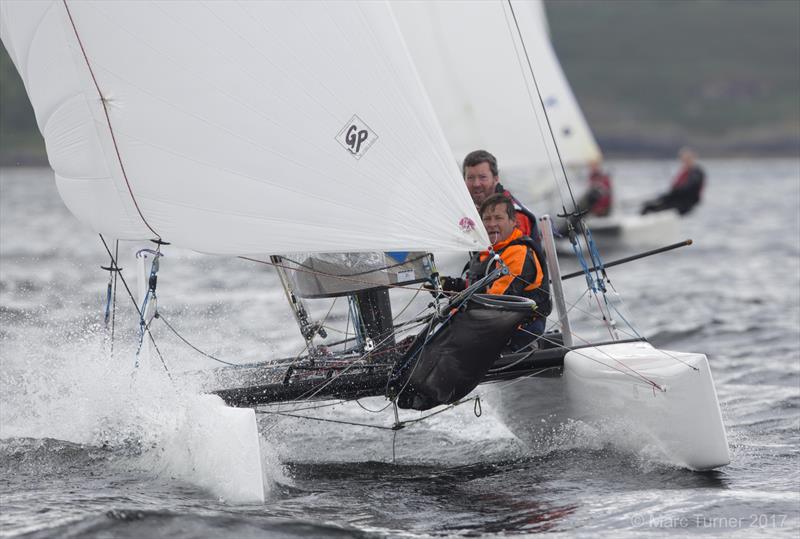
[466,230,552,318]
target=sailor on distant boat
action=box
[462,150,540,239]
[576,158,613,217]
[641,147,705,215]
[442,194,551,350]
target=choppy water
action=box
[1,160,799,537]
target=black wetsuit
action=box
[641,165,705,215]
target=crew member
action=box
[462,149,539,238]
[641,147,705,215]
[444,194,551,350]
[577,158,613,217]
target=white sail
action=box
[392,0,601,198]
[514,0,601,168]
[0,0,488,255]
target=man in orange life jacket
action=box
[462,149,539,239]
[443,194,551,350]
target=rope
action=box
[280,253,429,278]
[155,313,236,366]
[255,409,398,430]
[257,397,481,431]
[101,238,121,356]
[504,0,579,209]
[97,236,172,379]
[240,255,453,295]
[110,240,119,355]
[62,1,160,239]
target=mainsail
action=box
[0,0,488,255]
[392,0,601,197]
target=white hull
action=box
[557,211,682,254]
[490,341,730,471]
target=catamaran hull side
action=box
[563,341,730,470]
[213,340,730,471]
[496,341,730,471]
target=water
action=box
[1,159,799,537]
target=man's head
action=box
[588,157,602,174]
[679,147,696,167]
[463,150,499,207]
[479,194,516,245]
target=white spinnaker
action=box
[0,0,488,255]
[392,0,600,198]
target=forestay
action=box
[0,0,488,255]
[392,0,600,190]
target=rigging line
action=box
[322,318,427,345]
[240,256,446,294]
[399,397,481,427]
[280,253,429,278]
[504,0,578,208]
[514,267,648,348]
[524,326,663,390]
[356,398,395,414]
[392,285,424,322]
[390,311,443,402]
[590,288,618,340]
[255,410,396,431]
[494,317,664,389]
[257,399,349,414]
[62,1,160,240]
[290,327,403,402]
[259,397,353,431]
[487,367,563,392]
[288,308,435,406]
[500,2,566,208]
[155,313,236,366]
[98,235,172,378]
[320,296,338,329]
[110,239,119,356]
[504,1,599,262]
[259,396,480,432]
[288,308,427,369]
[297,296,433,350]
[99,235,144,321]
[145,329,173,381]
[558,330,666,389]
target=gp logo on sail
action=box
[336,115,378,159]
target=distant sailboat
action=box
[1,0,729,480]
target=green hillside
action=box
[545,0,800,156]
[1,0,798,164]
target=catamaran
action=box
[0,0,729,500]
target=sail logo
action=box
[336,115,378,159]
[458,217,476,233]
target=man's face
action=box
[481,203,516,245]
[464,162,499,207]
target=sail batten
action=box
[1,0,489,254]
